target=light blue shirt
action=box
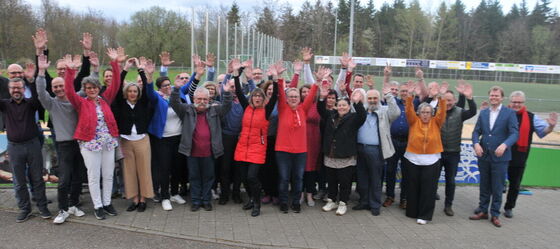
[358,112,379,145]
[533,115,549,138]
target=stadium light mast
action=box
[333,9,338,68]
[348,0,354,56]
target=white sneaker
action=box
[416,219,428,225]
[307,199,315,207]
[335,201,347,216]
[53,210,70,224]
[322,198,338,212]
[211,189,220,200]
[162,199,173,211]
[67,206,85,217]
[170,195,186,204]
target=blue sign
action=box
[406,59,430,68]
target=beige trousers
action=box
[121,136,154,199]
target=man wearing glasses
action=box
[503,91,557,219]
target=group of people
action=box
[1,29,557,227]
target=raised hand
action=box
[37,54,50,73]
[32,28,48,51]
[455,80,466,94]
[548,112,558,127]
[428,82,440,97]
[24,63,36,80]
[347,59,357,73]
[61,54,73,69]
[293,60,303,74]
[138,57,147,69]
[227,59,234,74]
[116,47,127,63]
[383,63,392,77]
[106,48,119,61]
[463,82,473,99]
[242,58,253,79]
[439,81,449,95]
[144,60,156,76]
[125,57,137,71]
[205,53,216,67]
[319,79,330,98]
[195,61,206,79]
[275,61,287,76]
[80,32,93,52]
[301,47,313,64]
[89,51,99,70]
[230,58,242,73]
[192,54,201,66]
[366,75,375,89]
[72,54,83,69]
[415,67,424,79]
[159,51,174,66]
[351,90,363,103]
[339,52,350,68]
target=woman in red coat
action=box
[232,60,278,217]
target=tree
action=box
[255,7,277,36]
[227,2,241,25]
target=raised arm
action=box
[265,81,278,120]
[434,98,447,127]
[301,84,318,112]
[170,86,187,120]
[62,56,82,112]
[101,49,122,104]
[36,54,54,110]
[404,96,417,126]
[233,66,249,109]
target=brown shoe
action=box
[398,199,407,209]
[469,212,489,220]
[382,197,394,207]
[491,216,502,227]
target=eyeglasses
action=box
[8,71,23,75]
[179,77,189,80]
[160,84,171,88]
[9,86,23,90]
[85,87,98,90]
[287,95,299,99]
[511,101,525,104]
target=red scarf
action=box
[516,106,530,152]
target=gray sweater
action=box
[37,76,78,142]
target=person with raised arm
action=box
[63,48,122,220]
[317,68,367,216]
[36,54,86,224]
[503,91,556,218]
[231,59,279,217]
[113,57,156,213]
[275,59,318,214]
[169,61,233,212]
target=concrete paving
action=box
[1,186,559,249]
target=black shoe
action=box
[251,205,261,217]
[203,203,213,211]
[291,204,301,213]
[39,208,52,219]
[243,201,254,210]
[444,206,454,216]
[504,209,513,218]
[191,204,201,212]
[94,208,106,220]
[127,202,138,212]
[16,211,32,223]
[232,194,242,204]
[103,205,118,216]
[435,193,440,200]
[218,197,229,205]
[137,202,147,212]
[280,203,289,213]
[153,193,161,203]
[371,209,380,216]
[352,204,371,211]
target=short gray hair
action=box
[193,87,210,97]
[81,76,102,91]
[416,102,435,116]
[509,90,525,100]
[389,81,400,86]
[123,82,142,100]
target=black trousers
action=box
[405,159,440,221]
[505,166,526,210]
[239,162,261,201]
[56,140,85,211]
[152,135,181,199]
[326,166,354,203]
[303,171,318,194]
[219,133,241,198]
[439,151,460,207]
[260,136,278,197]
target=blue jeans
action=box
[276,151,306,206]
[187,156,215,205]
[356,144,384,211]
[477,160,508,217]
[440,151,460,207]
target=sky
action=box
[27,0,560,22]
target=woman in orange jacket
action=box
[402,81,447,225]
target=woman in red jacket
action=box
[64,48,121,220]
[232,60,278,217]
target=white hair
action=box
[194,87,210,98]
[509,90,525,100]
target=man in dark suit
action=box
[470,86,519,227]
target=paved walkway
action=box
[1,186,559,249]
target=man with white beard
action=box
[354,84,400,216]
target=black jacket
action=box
[113,70,152,135]
[318,99,367,158]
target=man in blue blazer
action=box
[470,86,519,227]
